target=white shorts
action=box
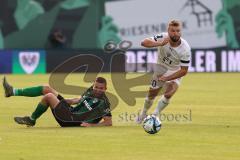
[150,64,181,89]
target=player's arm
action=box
[159,66,188,82]
[81,100,112,127]
[81,116,112,127]
[64,97,81,105]
[159,49,191,81]
[141,35,169,48]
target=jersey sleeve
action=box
[104,112,112,117]
[180,50,191,67]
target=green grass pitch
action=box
[0,73,239,160]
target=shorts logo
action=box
[83,100,93,111]
[19,52,40,74]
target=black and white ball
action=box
[142,115,162,134]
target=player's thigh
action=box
[51,100,80,127]
[150,73,165,89]
[163,81,178,99]
[148,74,164,99]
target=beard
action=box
[170,36,180,42]
[93,90,104,98]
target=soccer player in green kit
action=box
[2,76,112,127]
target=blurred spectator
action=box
[48,29,67,48]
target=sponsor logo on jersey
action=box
[92,98,98,103]
[104,108,111,114]
[83,100,93,111]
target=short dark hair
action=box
[95,77,107,86]
[168,20,182,28]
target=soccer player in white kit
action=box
[136,20,191,123]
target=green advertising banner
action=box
[12,50,46,74]
[0,0,120,49]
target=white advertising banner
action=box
[106,0,226,49]
[125,49,240,72]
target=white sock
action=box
[153,95,169,116]
[13,88,17,96]
[141,97,154,115]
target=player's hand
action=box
[81,122,92,127]
[158,76,168,82]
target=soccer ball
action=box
[142,115,162,134]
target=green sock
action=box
[14,86,43,97]
[30,103,48,121]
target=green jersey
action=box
[71,86,111,123]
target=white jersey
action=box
[152,32,191,71]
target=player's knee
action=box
[148,92,157,100]
[148,94,156,100]
[43,85,54,94]
[164,93,173,99]
[148,90,158,100]
[43,93,55,101]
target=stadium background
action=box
[0,0,240,160]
